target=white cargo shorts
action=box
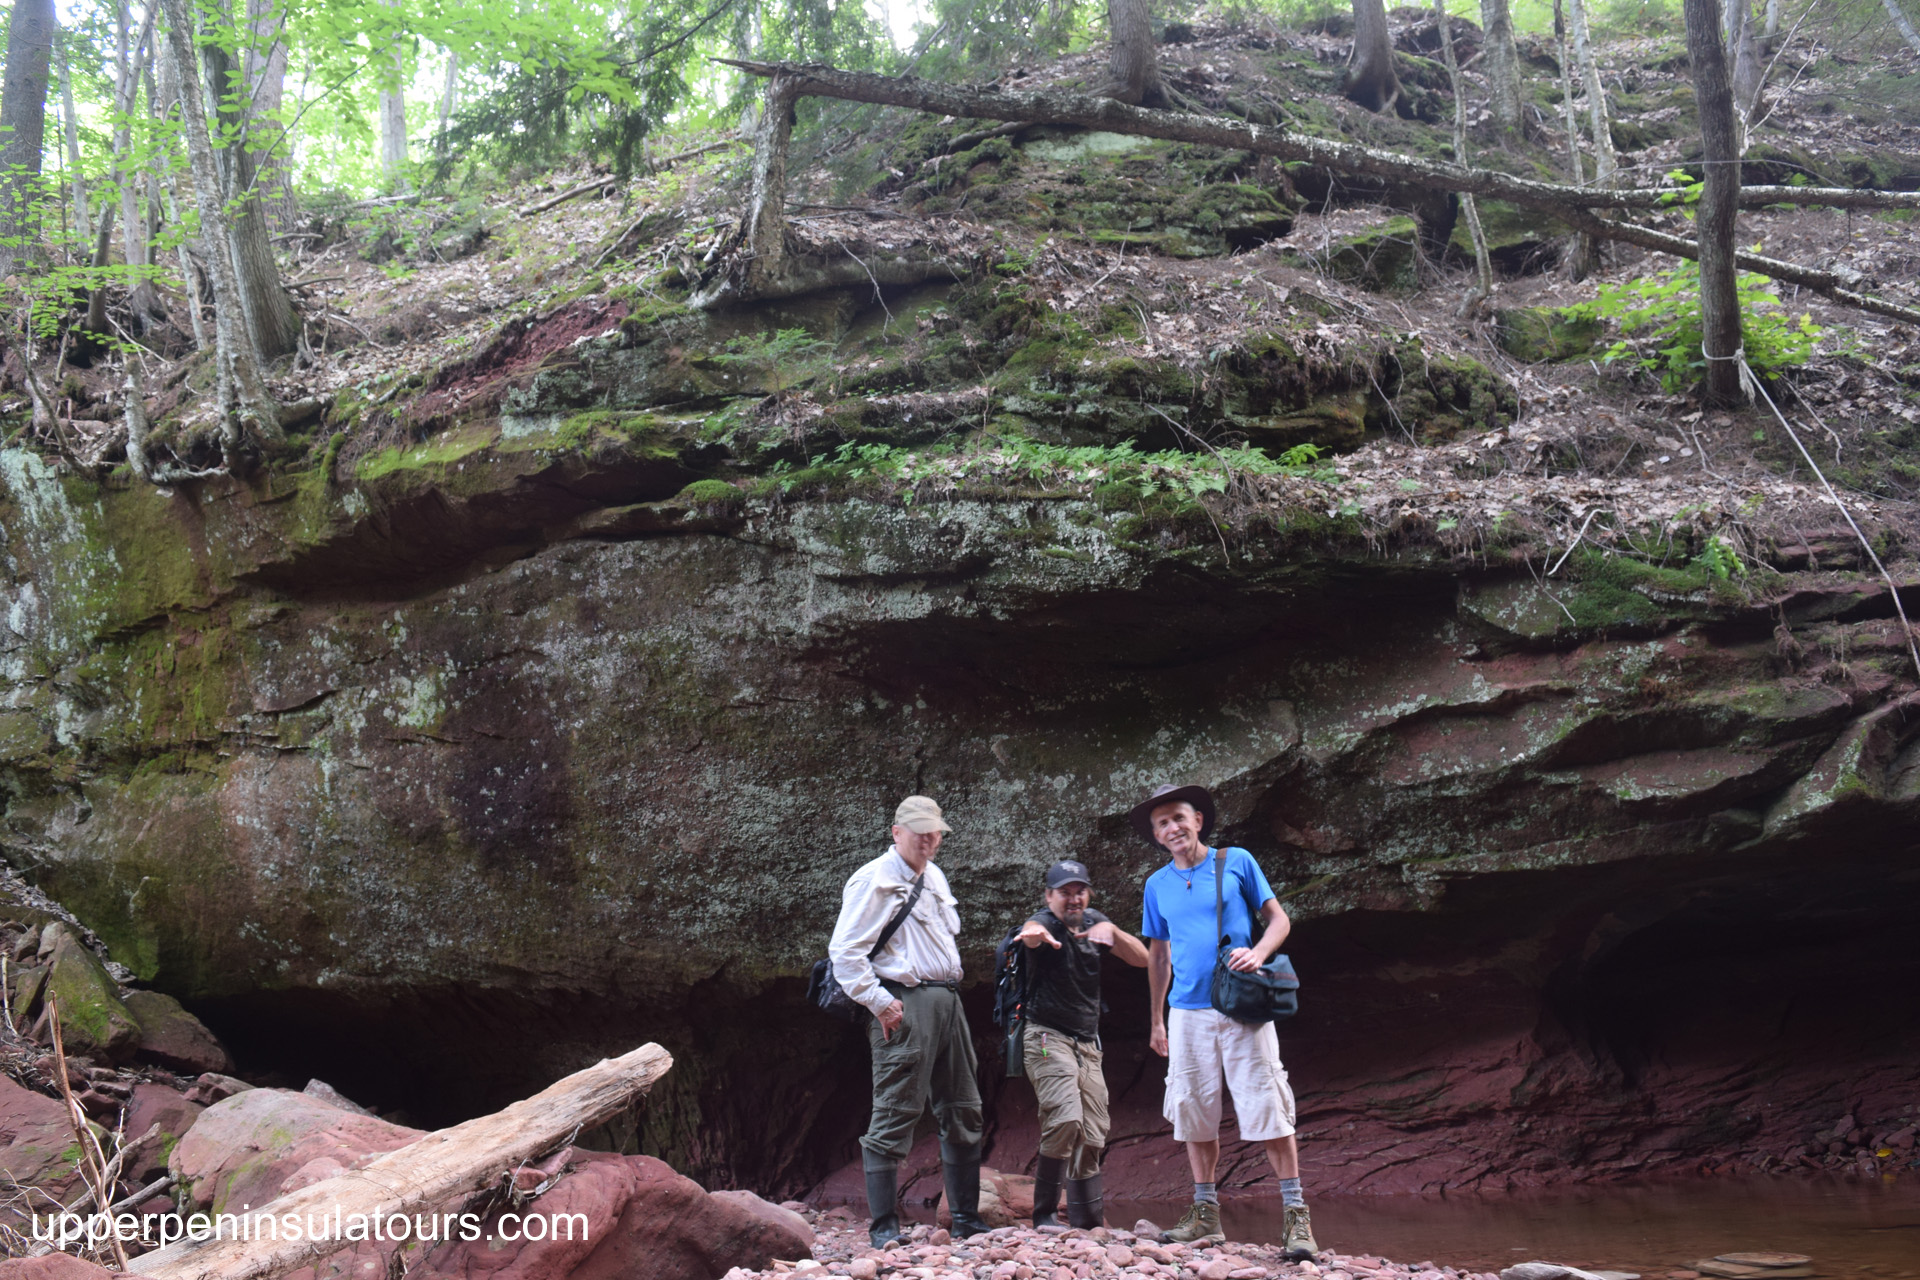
[1163,1006,1297,1143]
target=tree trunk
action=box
[1345,0,1402,113]
[1885,0,1920,53]
[57,31,87,244]
[158,0,282,454]
[1765,0,1781,37]
[1568,0,1617,186]
[245,0,297,230]
[1437,0,1492,315]
[378,0,408,189]
[198,10,300,363]
[437,49,458,155]
[1684,0,1745,404]
[0,0,57,278]
[1479,0,1524,137]
[1105,0,1166,107]
[112,0,164,324]
[1730,0,1765,135]
[1553,0,1594,277]
[126,1044,673,1280]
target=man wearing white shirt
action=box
[829,795,986,1247]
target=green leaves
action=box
[1569,262,1824,393]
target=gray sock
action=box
[1280,1176,1305,1208]
[1193,1181,1218,1204]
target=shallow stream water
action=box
[1111,1177,1920,1278]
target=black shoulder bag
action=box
[807,874,926,1023]
[1207,849,1300,1025]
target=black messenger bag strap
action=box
[869,874,926,959]
[1214,846,1226,945]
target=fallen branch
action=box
[1558,206,1920,325]
[649,135,745,170]
[127,1043,673,1280]
[47,997,130,1269]
[715,59,1920,213]
[518,177,617,218]
[713,57,1920,323]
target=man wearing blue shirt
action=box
[1133,784,1318,1259]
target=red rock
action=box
[0,1076,86,1229]
[123,1081,206,1182]
[171,1086,424,1214]
[0,1256,117,1280]
[710,1189,814,1252]
[122,990,233,1075]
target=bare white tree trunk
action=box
[437,48,458,155]
[1553,0,1594,278]
[57,32,87,243]
[1765,0,1781,36]
[114,0,164,322]
[1437,0,1492,315]
[1569,0,1618,186]
[158,0,281,457]
[1885,0,1920,52]
[378,0,408,189]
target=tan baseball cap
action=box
[893,795,953,834]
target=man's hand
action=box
[1150,1022,1169,1057]
[1017,920,1062,949]
[1226,946,1269,972]
[877,999,905,1040]
[1076,921,1118,948]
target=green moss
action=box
[676,479,743,508]
[355,431,494,482]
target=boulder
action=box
[1493,306,1601,363]
[171,1087,424,1214]
[0,1076,87,1231]
[934,1166,1032,1229]
[277,1153,809,1280]
[122,989,234,1074]
[710,1189,814,1252]
[123,1081,207,1182]
[303,1078,378,1116]
[40,924,141,1062]
[0,1256,117,1280]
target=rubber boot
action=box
[1065,1172,1104,1229]
[864,1158,905,1249]
[940,1140,990,1239]
[1031,1155,1066,1228]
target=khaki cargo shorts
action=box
[1163,1006,1297,1143]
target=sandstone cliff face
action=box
[2,303,1916,1198]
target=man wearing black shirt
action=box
[1015,859,1149,1228]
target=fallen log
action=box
[712,58,1920,323]
[127,1042,673,1280]
[714,59,1920,214]
[518,177,617,218]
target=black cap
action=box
[1045,860,1092,889]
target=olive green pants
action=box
[1026,1021,1109,1179]
[860,981,984,1163]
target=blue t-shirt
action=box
[1140,846,1276,1011]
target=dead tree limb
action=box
[127,1042,674,1280]
[1561,206,1920,325]
[518,177,618,218]
[714,59,1920,214]
[714,58,1920,324]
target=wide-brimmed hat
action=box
[1127,784,1216,846]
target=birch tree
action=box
[1886,0,1920,53]
[158,0,284,459]
[378,0,409,189]
[57,30,87,243]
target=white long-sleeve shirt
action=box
[828,846,964,1016]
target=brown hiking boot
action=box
[1281,1204,1319,1260]
[1160,1199,1225,1245]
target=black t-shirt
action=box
[1022,907,1109,1041]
